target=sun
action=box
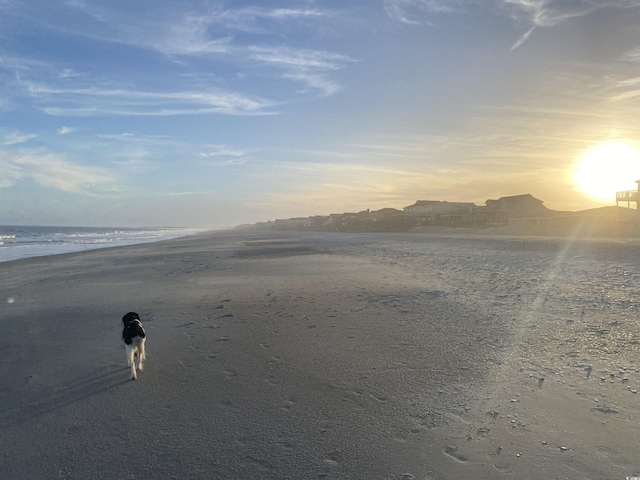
[574,140,640,201]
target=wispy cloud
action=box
[283,72,342,96]
[608,87,640,103]
[152,21,233,57]
[1,2,353,104]
[0,148,118,195]
[621,47,640,63]
[0,152,23,188]
[23,82,276,116]
[198,144,256,166]
[249,46,352,71]
[383,0,640,52]
[504,0,640,27]
[503,0,640,48]
[384,0,461,24]
[1,130,38,145]
[57,3,331,59]
[502,0,597,27]
[248,46,355,95]
[57,126,77,135]
[58,68,85,79]
[200,6,328,34]
[87,132,256,171]
[510,26,535,51]
[198,144,255,158]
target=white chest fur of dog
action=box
[122,312,146,380]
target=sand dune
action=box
[1,230,639,479]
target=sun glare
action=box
[574,140,640,201]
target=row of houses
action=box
[253,194,631,232]
[404,194,550,225]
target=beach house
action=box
[616,180,640,209]
[403,200,476,225]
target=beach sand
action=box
[1,229,639,479]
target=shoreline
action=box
[0,226,220,265]
[1,230,639,478]
[4,221,640,266]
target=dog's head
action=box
[122,311,141,326]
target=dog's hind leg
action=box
[126,345,137,380]
[125,344,133,366]
[130,357,137,380]
[137,339,146,372]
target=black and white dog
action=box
[122,312,146,380]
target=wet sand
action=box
[1,229,639,479]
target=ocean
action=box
[0,225,205,263]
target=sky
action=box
[2,0,640,227]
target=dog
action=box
[122,312,146,380]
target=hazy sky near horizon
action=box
[2,0,640,227]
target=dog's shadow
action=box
[0,366,132,428]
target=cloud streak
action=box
[503,0,640,27]
[23,83,276,117]
[383,0,640,52]
[510,26,535,51]
[0,148,119,195]
[1,131,38,145]
[383,0,461,24]
[248,46,355,96]
[198,144,257,166]
[1,1,349,99]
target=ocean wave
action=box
[0,226,203,263]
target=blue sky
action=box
[2,0,640,227]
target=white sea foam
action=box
[0,225,204,263]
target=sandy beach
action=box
[1,229,640,479]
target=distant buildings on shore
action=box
[245,193,637,232]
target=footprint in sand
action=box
[245,455,274,470]
[324,450,343,467]
[177,321,196,328]
[591,406,619,414]
[493,463,513,474]
[223,369,238,378]
[443,445,468,462]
